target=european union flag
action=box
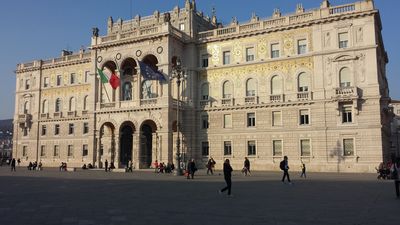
[138,61,167,82]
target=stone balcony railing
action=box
[17,52,91,71]
[140,98,158,105]
[297,92,312,101]
[221,98,235,106]
[200,100,211,107]
[270,94,285,103]
[333,86,359,99]
[67,111,77,117]
[18,114,32,124]
[53,112,62,119]
[198,1,373,41]
[40,113,49,119]
[245,96,258,104]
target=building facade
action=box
[13,0,390,172]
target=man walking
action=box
[300,162,306,178]
[104,159,108,172]
[187,159,197,179]
[280,156,292,184]
[11,158,16,172]
[206,157,216,175]
[219,159,233,197]
[243,157,251,176]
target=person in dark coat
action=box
[206,157,216,175]
[104,159,108,172]
[281,156,292,184]
[11,158,16,172]
[187,159,197,179]
[243,157,251,176]
[219,159,233,196]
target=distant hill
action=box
[0,119,13,131]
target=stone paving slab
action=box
[0,166,398,225]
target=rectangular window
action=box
[23,127,28,136]
[246,47,255,62]
[85,71,90,83]
[179,23,185,31]
[342,106,352,123]
[343,138,354,156]
[23,146,28,156]
[201,115,209,129]
[70,73,76,84]
[40,145,46,157]
[100,144,104,156]
[299,110,310,125]
[25,79,30,90]
[224,141,232,156]
[202,141,209,156]
[272,111,282,126]
[271,43,280,58]
[54,124,60,135]
[273,140,282,156]
[201,54,209,68]
[68,123,74,135]
[247,141,256,156]
[82,144,88,156]
[224,114,232,128]
[43,77,50,88]
[339,32,348,49]
[56,75,62,86]
[83,122,89,134]
[223,51,231,65]
[68,145,74,157]
[41,125,47,136]
[297,39,307,54]
[247,113,256,127]
[53,145,59,157]
[300,139,311,156]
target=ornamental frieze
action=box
[41,84,91,98]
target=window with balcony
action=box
[224,141,232,156]
[271,75,283,95]
[297,39,307,55]
[69,97,76,112]
[246,47,255,62]
[223,51,231,65]
[339,67,351,88]
[339,32,348,49]
[42,100,48,114]
[202,141,209,156]
[271,43,280,58]
[201,54,209,68]
[23,101,30,114]
[55,98,62,112]
[83,122,89,134]
[41,125,47,136]
[201,83,209,100]
[298,72,309,92]
[246,78,257,97]
[53,145,59,157]
[343,138,354,156]
[272,111,282,126]
[68,123,74,135]
[299,110,310,125]
[122,82,132,101]
[84,71,90,83]
[247,113,256,127]
[247,141,256,156]
[83,96,88,111]
[300,139,311,156]
[224,114,232,128]
[43,77,49,88]
[222,81,233,99]
[273,140,282,156]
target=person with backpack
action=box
[391,158,400,198]
[280,156,292,184]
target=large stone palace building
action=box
[13,0,391,172]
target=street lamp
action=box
[171,58,185,176]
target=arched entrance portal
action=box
[140,120,157,169]
[119,122,135,167]
[99,122,116,168]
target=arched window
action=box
[339,67,351,87]
[298,72,309,92]
[123,82,132,101]
[271,75,283,94]
[246,78,257,96]
[69,97,76,111]
[23,101,30,114]
[55,98,62,112]
[142,80,154,99]
[201,83,209,100]
[83,96,88,110]
[42,100,48,114]
[222,81,233,99]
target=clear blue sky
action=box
[0,0,398,119]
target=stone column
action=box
[134,132,141,169]
[114,132,120,167]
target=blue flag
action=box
[138,61,167,82]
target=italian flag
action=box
[97,68,120,89]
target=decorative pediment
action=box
[333,54,358,62]
[22,93,33,98]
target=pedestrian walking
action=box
[300,162,306,178]
[187,159,197,179]
[11,158,16,172]
[17,158,20,166]
[127,160,133,172]
[280,156,292,184]
[105,159,108,172]
[390,158,400,198]
[219,159,233,197]
[243,157,251,176]
[206,157,216,175]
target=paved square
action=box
[0,167,398,225]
